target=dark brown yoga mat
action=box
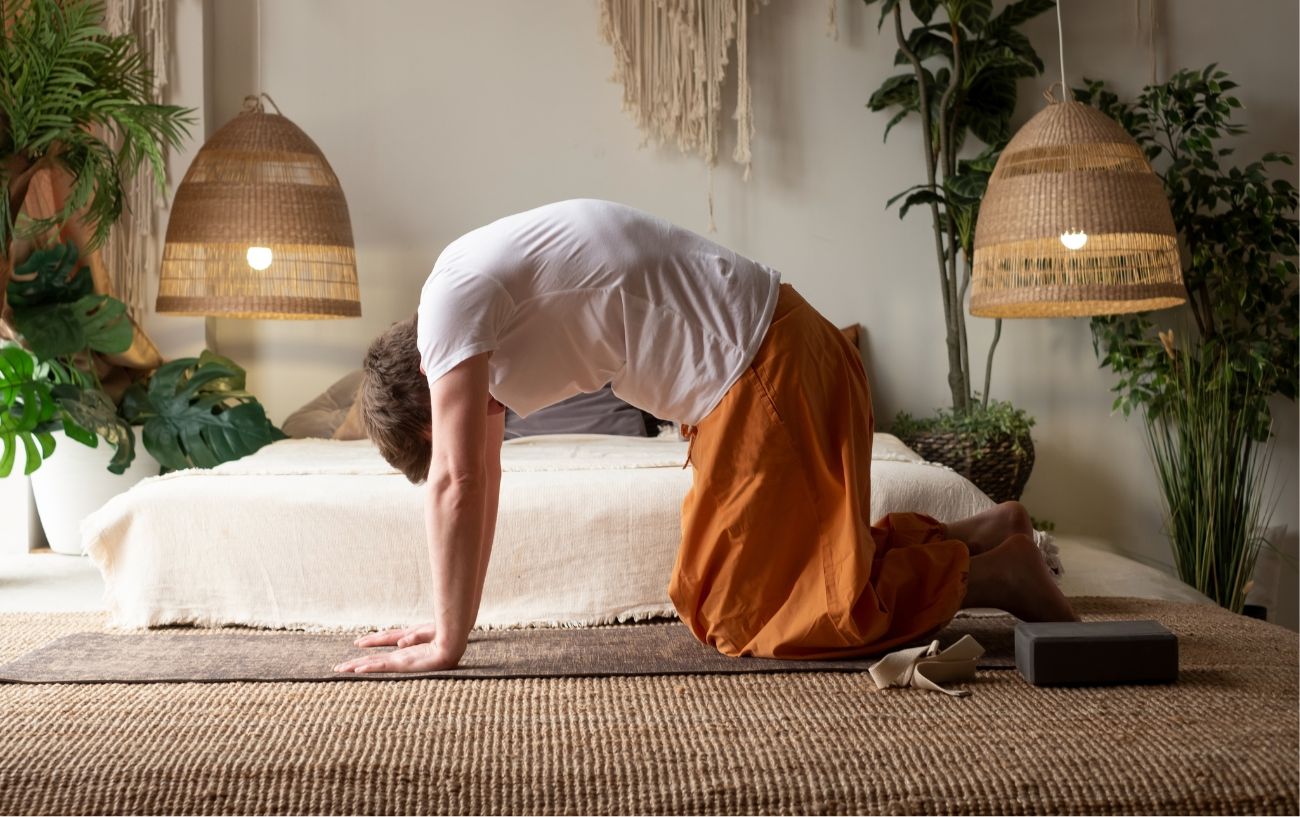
[0,617,1014,684]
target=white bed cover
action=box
[83,434,1207,630]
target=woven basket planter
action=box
[900,430,1035,504]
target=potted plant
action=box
[0,240,285,551]
[862,0,1053,502]
[0,0,284,552]
[1078,66,1297,613]
[0,237,158,551]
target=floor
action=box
[0,549,105,613]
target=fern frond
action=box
[0,0,195,253]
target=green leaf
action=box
[893,25,951,66]
[868,73,919,113]
[986,0,1055,33]
[6,242,92,308]
[946,0,993,30]
[0,437,15,478]
[75,294,132,353]
[129,351,282,471]
[864,0,902,30]
[11,302,85,359]
[909,0,941,24]
[898,189,946,218]
[0,344,60,476]
[11,292,133,359]
[946,168,989,201]
[53,384,135,473]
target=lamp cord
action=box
[256,0,262,96]
[1056,0,1066,98]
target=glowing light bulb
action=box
[1059,230,1088,250]
[246,246,273,270]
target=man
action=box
[335,199,1075,674]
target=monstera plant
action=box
[0,241,136,475]
[121,352,285,472]
[0,240,284,477]
[0,345,58,476]
[0,0,189,479]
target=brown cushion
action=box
[332,399,367,440]
[281,370,364,439]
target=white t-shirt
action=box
[416,199,781,425]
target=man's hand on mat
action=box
[333,640,463,674]
[352,624,437,649]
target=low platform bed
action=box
[84,433,1210,631]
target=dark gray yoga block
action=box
[1015,620,1178,686]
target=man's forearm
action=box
[425,474,489,659]
[470,467,501,621]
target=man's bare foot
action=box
[964,535,1079,622]
[945,501,1034,556]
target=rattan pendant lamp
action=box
[156,3,359,319]
[970,3,1184,318]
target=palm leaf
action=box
[0,0,195,252]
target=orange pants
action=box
[669,284,971,659]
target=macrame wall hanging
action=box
[597,0,765,228]
[598,0,840,228]
[103,0,171,319]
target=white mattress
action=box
[83,433,1208,630]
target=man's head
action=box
[359,315,431,483]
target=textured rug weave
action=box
[0,598,1295,815]
[0,616,1015,683]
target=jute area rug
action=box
[0,615,1014,683]
[0,598,1296,815]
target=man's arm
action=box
[337,353,498,673]
[471,406,504,621]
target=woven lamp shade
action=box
[971,99,1185,318]
[157,99,360,319]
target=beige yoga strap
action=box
[867,635,985,698]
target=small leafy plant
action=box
[892,398,1035,458]
[0,2,280,480]
[0,242,284,476]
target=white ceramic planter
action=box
[29,428,161,555]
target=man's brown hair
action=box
[359,315,431,483]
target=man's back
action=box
[417,199,781,424]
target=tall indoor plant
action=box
[863,0,1053,502]
[0,0,189,476]
[0,1,284,552]
[1078,66,1298,612]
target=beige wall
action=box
[171,0,1298,626]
